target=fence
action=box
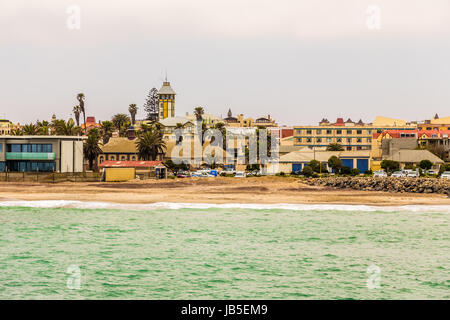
[0,172,102,183]
[0,170,157,183]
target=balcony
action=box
[5,152,55,160]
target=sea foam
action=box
[0,200,449,213]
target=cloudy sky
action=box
[1,0,449,125]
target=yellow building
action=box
[223,109,277,128]
[158,81,176,120]
[0,120,14,135]
[293,116,415,152]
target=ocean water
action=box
[0,201,448,300]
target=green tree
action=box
[100,121,114,144]
[128,103,138,125]
[36,120,51,135]
[163,159,189,175]
[143,87,159,121]
[327,156,343,173]
[22,123,39,135]
[308,159,327,173]
[77,93,86,134]
[73,106,81,126]
[112,113,131,133]
[54,119,81,136]
[136,130,166,161]
[83,132,102,171]
[326,143,344,151]
[419,159,433,170]
[350,168,360,176]
[340,166,352,175]
[194,106,204,121]
[380,160,400,173]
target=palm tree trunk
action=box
[83,112,87,135]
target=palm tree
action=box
[73,106,81,126]
[54,119,81,136]
[100,121,114,144]
[112,113,131,132]
[194,107,204,121]
[83,133,102,171]
[136,130,166,161]
[77,93,86,134]
[36,120,51,135]
[326,143,344,151]
[22,123,39,135]
[10,128,24,136]
[128,104,138,125]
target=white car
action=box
[391,171,406,178]
[441,171,450,179]
[234,171,246,178]
[426,169,439,175]
[373,170,387,178]
[406,171,420,178]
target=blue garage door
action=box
[341,159,354,169]
[357,159,369,173]
[292,163,302,173]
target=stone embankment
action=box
[303,176,450,194]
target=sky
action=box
[1,0,450,125]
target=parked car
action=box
[373,170,387,178]
[391,171,406,178]
[426,169,439,175]
[406,171,420,178]
[234,171,246,178]
[190,171,215,178]
[440,171,450,179]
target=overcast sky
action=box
[1,0,449,125]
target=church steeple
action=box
[227,108,232,118]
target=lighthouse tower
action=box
[157,81,176,119]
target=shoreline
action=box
[1,176,449,206]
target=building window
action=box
[110,156,115,161]
[347,138,352,143]
[317,138,322,143]
[326,130,332,134]
[296,138,302,143]
[336,130,342,134]
[357,138,362,143]
[337,138,342,143]
[346,146,352,151]
[121,156,126,160]
[306,138,312,143]
[357,130,362,134]
[306,130,312,135]
[357,146,362,150]
[367,130,372,134]
[316,130,322,134]
[367,138,372,143]
[99,156,104,163]
[347,130,352,134]
[0,144,2,152]
[326,138,332,143]
[132,156,136,161]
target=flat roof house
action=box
[0,136,86,172]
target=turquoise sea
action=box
[0,201,448,299]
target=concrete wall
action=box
[74,141,83,172]
[60,141,74,172]
[105,168,136,182]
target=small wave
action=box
[0,200,449,213]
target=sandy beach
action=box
[0,176,449,206]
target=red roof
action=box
[99,160,162,168]
[334,118,345,126]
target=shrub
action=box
[301,165,314,177]
[380,160,400,173]
[419,160,433,170]
[340,166,351,175]
[350,168,360,176]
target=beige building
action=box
[0,120,14,135]
[223,109,277,128]
[158,81,176,120]
[293,116,416,151]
